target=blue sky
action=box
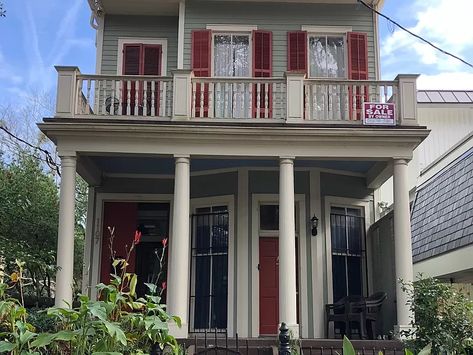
[0,0,472,107]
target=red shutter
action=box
[143,45,162,75]
[347,32,368,120]
[287,31,307,73]
[143,45,162,115]
[348,32,368,80]
[123,44,141,75]
[252,30,272,118]
[122,44,142,115]
[192,30,211,117]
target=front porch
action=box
[43,148,423,339]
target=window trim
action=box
[211,31,253,79]
[307,32,348,79]
[117,37,168,76]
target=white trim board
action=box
[301,25,353,33]
[116,37,168,75]
[206,24,258,32]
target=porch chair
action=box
[364,292,387,340]
[325,295,367,339]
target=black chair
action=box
[326,295,367,339]
[364,292,387,339]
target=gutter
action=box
[87,0,104,29]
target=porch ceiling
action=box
[81,155,377,177]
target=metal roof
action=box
[417,90,473,104]
[411,148,473,262]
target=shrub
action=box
[401,275,473,354]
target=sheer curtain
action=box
[214,34,250,118]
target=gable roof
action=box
[411,148,473,262]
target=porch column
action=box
[279,157,299,337]
[167,155,190,338]
[393,159,414,332]
[55,155,77,307]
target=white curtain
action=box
[214,34,250,118]
[309,35,345,78]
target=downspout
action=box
[87,0,104,30]
[87,0,105,74]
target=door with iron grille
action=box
[190,206,229,333]
[330,206,367,303]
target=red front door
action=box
[259,237,279,335]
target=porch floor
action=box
[183,336,405,355]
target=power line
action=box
[0,125,61,176]
[358,0,473,70]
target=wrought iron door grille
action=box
[190,210,229,333]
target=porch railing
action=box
[75,74,173,118]
[303,80,398,121]
[191,77,286,119]
[54,67,418,125]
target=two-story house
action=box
[39,0,429,340]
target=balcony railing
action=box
[191,77,286,119]
[54,67,418,126]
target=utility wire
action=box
[0,125,61,176]
[357,0,473,69]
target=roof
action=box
[417,90,473,104]
[411,148,473,262]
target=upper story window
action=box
[123,44,162,76]
[308,35,346,78]
[213,33,250,77]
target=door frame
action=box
[190,195,235,336]
[90,193,174,299]
[250,193,307,338]
[324,196,372,304]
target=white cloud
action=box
[381,0,473,78]
[417,72,473,90]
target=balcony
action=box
[55,66,419,126]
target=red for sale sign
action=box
[363,102,396,125]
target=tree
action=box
[0,3,5,17]
[0,153,59,301]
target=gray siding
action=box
[102,15,178,76]
[184,1,376,78]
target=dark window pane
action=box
[260,205,279,230]
[194,256,210,329]
[331,214,347,252]
[347,256,362,296]
[332,255,347,302]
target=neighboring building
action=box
[376,91,473,297]
[39,0,428,339]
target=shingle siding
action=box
[184,1,377,78]
[101,15,178,76]
[411,148,473,262]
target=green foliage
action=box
[401,275,473,354]
[342,336,355,355]
[0,154,59,299]
[27,308,56,333]
[0,228,181,354]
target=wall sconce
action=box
[310,214,319,236]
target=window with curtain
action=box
[309,35,346,78]
[213,33,250,118]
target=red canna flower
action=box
[161,238,168,248]
[161,281,167,290]
[134,230,142,245]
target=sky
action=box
[0,0,472,107]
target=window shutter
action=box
[347,32,368,120]
[287,31,307,72]
[192,29,212,77]
[123,44,141,75]
[192,30,211,117]
[347,32,368,80]
[143,45,162,75]
[253,30,272,118]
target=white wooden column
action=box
[279,157,299,337]
[167,155,191,338]
[393,159,414,333]
[55,155,77,307]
